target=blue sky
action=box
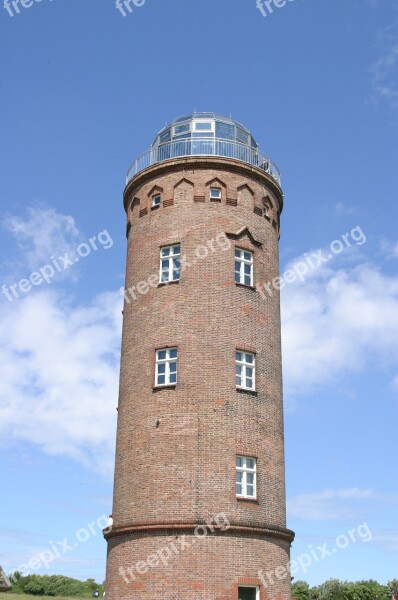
[0,0,397,588]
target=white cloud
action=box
[334,202,358,216]
[371,529,398,552]
[287,488,376,521]
[0,289,122,475]
[281,262,398,400]
[370,28,398,110]
[2,204,82,273]
[2,255,396,476]
[0,203,121,476]
[380,237,398,259]
[1,202,397,479]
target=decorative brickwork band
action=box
[104,522,295,544]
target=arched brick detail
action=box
[206,176,227,188]
[147,184,164,197]
[238,183,255,196]
[174,177,194,189]
[238,183,256,211]
[173,177,194,205]
[129,196,140,213]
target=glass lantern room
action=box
[153,113,258,149]
[126,112,281,186]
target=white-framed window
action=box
[160,244,180,283]
[159,129,171,144]
[238,586,260,600]
[235,248,253,286]
[236,456,257,499]
[155,347,178,386]
[173,123,190,136]
[263,197,272,218]
[193,120,214,132]
[210,187,222,200]
[152,194,161,207]
[236,351,255,390]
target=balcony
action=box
[126,137,281,187]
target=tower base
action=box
[105,526,294,599]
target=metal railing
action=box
[126,138,281,186]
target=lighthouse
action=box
[104,113,294,600]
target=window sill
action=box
[235,282,256,292]
[236,387,258,396]
[151,204,160,211]
[157,280,180,288]
[236,496,259,504]
[153,384,177,392]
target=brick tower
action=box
[104,113,294,600]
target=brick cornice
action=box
[123,156,283,213]
[103,521,295,544]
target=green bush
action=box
[7,574,103,597]
[292,580,311,600]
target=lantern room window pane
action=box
[216,121,235,140]
[174,123,190,135]
[195,121,213,131]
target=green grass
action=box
[1,595,89,600]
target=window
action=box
[160,245,180,283]
[236,127,249,144]
[159,129,171,144]
[238,586,259,600]
[263,197,272,217]
[155,348,178,386]
[236,351,255,390]
[152,194,161,207]
[235,248,253,286]
[194,121,213,131]
[210,187,222,200]
[174,123,190,135]
[236,456,257,499]
[216,121,235,140]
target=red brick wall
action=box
[106,531,292,599]
[105,157,294,599]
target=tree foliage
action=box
[8,573,103,597]
[388,580,398,598]
[293,579,394,600]
[6,573,396,598]
[292,580,311,600]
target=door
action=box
[238,586,259,600]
